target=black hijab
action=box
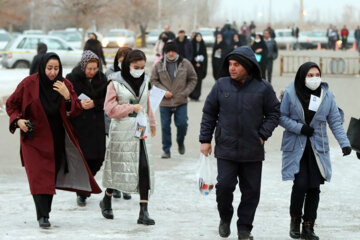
[294,62,322,124]
[38,52,63,116]
[121,50,146,97]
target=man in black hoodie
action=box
[199,46,280,240]
[29,43,47,75]
[175,30,193,61]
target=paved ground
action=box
[0,50,360,239]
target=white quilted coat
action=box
[102,73,154,194]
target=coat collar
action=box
[109,71,148,99]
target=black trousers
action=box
[290,140,322,222]
[107,140,150,200]
[266,59,273,83]
[33,194,53,220]
[189,77,204,100]
[216,159,262,232]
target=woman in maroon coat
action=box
[6,52,101,228]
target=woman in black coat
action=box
[212,33,226,81]
[66,50,108,206]
[251,34,268,79]
[29,43,47,75]
[190,33,208,101]
[84,38,107,72]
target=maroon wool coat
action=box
[6,73,102,195]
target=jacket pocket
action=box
[281,131,296,151]
[313,121,330,153]
[215,126,238,148]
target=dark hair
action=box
[114,47,132,72]
[178,30,185,34]
[89,32,97,40]
[121,49,147,79]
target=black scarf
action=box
[121,52,144,97]
[38,52,63,116]
[294,62,322,124]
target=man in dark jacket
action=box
[29,43,47,75]
[264,30,278,83]
[199,46,280,240]
[175,30,193,61]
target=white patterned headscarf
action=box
[80,50,99,72]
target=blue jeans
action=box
[159,104,188,153]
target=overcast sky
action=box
[217,0,360,24]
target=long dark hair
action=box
[114,47,132,72]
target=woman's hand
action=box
[151,128,156,137]
[81,100,95,110]
[17,119,28,132]
[53,81,70,100]
[133,104,143,113]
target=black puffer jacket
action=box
[199,46,280,162]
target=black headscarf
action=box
[294,62,322,124]
[38,52,63,116]
[121,50,146,97]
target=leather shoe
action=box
[219,220,231,238]
[161,152,171,158]
[38,217,51,228]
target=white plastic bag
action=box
[134,109,148,139]
[196,154,216,196]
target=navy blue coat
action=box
[199,46,280,162]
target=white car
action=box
[2,35,82,68]
[48,30,82,49]
[23,29,45,35]
[274,29,297,49]
[146,29,163,46]
[102,29,135,48]
[0,29,11,50]
[197,28,215,47]
[298,30,328,49]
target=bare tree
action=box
[0,0,30,34]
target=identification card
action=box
[308,94,321,112]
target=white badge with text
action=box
[308,94,321,112]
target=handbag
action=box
[347,117,360,152]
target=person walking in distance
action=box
[150,41,197,158]
[199,46,280,240]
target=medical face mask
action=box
[255,39,261,43]
[305,77,322,90]
[130,68,144,78]
[118,62,122,70]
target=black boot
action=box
[219,220,231,238]
[237,230,254,240]
[38,217,51,228]
[178,143,185,155]
[137,202,155,225]
[99,193,114,219]
[301,221,319,240]
[290,216,301,239]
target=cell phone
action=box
[128,99,139,117]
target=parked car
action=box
[146,29,163,45]
[101,29,135,48]
[1,34,82,68]
[0,29,11,50]
[23,29,45,35]
[298,30,328,49]
[274,29,297,49]
[197,28,215,47]
[48,29,82,49]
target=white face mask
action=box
[305,77,322,90]
[130,68,144,78]
[255,39,261,43]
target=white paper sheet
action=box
[308,94,321,112]
[78,93,91,100]
[149,86,166,113]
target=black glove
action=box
[23,120,35,139]
[342,146,351,156]
[356,152,360,160]
[300,124,314,137]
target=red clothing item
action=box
[6,73,102,195]
[341,29,349,37]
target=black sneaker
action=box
[123,192,132,200]
[112,190,121,199]
[219,220,231,238]
[178,143,185,155]
[238,230,254,240]
[161,152,171,158]
[77,195,86,207]
[38,217,51,228]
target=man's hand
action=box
[201,143,212,157]
[164,91,173,99]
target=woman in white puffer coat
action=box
[100,49,156,225]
